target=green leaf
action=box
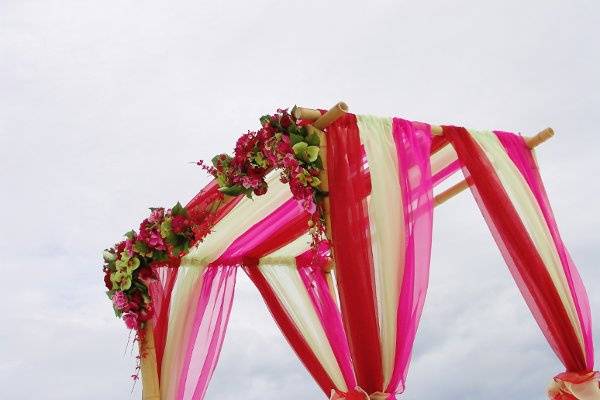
[259,115,271,126]
[306,131,320,146]
[216,172,229,188]
[211,154,231,168]
[133,241,149,255]
[171,201,186,216]
[305,146,320,162]
[313,155,323,169]
[124,230,136,240]
[290,133,304,145]
[160,220,172,238]
[218,185,245,196]
[309,177,321,188]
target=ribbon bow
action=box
[330,387,396,400]
[547,371,600,400]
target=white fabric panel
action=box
[161,173,294,397]
[258,261,348,391]
[357,115,405,387]
[470,130,584,349]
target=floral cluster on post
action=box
[103,203,195,340]
[198,108,327,245]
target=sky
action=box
[1,0,599,399]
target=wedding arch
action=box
[102,102,599,400]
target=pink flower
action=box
[171,215,188,234]
[124,239,135,256]
[123,313,139,330]
[282,153,299,170]
[241,174,261,189]
[112,291,129,311]
[147,208,164,224]
[147,230,166,251]
[298,197,317,214]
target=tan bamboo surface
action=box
[140,324,161,400]
[433,127,555,206]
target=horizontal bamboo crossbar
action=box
[292,102,349,129]
[433,127,555,206]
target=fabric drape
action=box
[444,126,598,399]
[326,115,434,398]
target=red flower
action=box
[123,313,140,330]
[138,267,157,283]
[171,215,189,234]
[253,181,268,196]
[104,270,113,290]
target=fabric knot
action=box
[547,371,600,400]
[330,387,396,400]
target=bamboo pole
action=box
[433,127,555,206]
[292,102,348,128]
[294,102,348,303]
[140,325,161,400]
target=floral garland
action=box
[103,107,329,379]
[102,202,214,340]
[198,108,327,245]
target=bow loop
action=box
[330,387,396,400]
[548,371,600,400]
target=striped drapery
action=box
[142,118,597,400]
[444,127,599,400]
[326,114,434,398]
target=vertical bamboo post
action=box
[307,125,337,302]
[140,325,161,400]
[301,102,348,304]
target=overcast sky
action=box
[1,1,599,399]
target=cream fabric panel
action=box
[161,173,294,398]
[357,115,405,387]
[258,261,348,391]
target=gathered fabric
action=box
[142,116,596,400]
[548,371,600,400]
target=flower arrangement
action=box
[198,108,327,245]
[103,107,329,377]
[103,203,196,339]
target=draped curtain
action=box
[444,126,599,400]
[140,118,597,400]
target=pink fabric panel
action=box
[387,118,434,392]
[213,198,309,266]
[176,265,237,400]
[296,247,357,390]
[496,131,594,370]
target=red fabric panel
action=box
[326,114,383,392]
[445,126,586,371]
[244,265,336,395]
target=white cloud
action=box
[1,0,599,399]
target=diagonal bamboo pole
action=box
[433,127,554,206]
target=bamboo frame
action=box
[140,325,161,400]
[433,127,555,206]
[137,102,554,398]
[303,102,349,302]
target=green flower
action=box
[110,271,132,291]
[292,142,320,163]
[103,250,117,263]
[115,252,140,273]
